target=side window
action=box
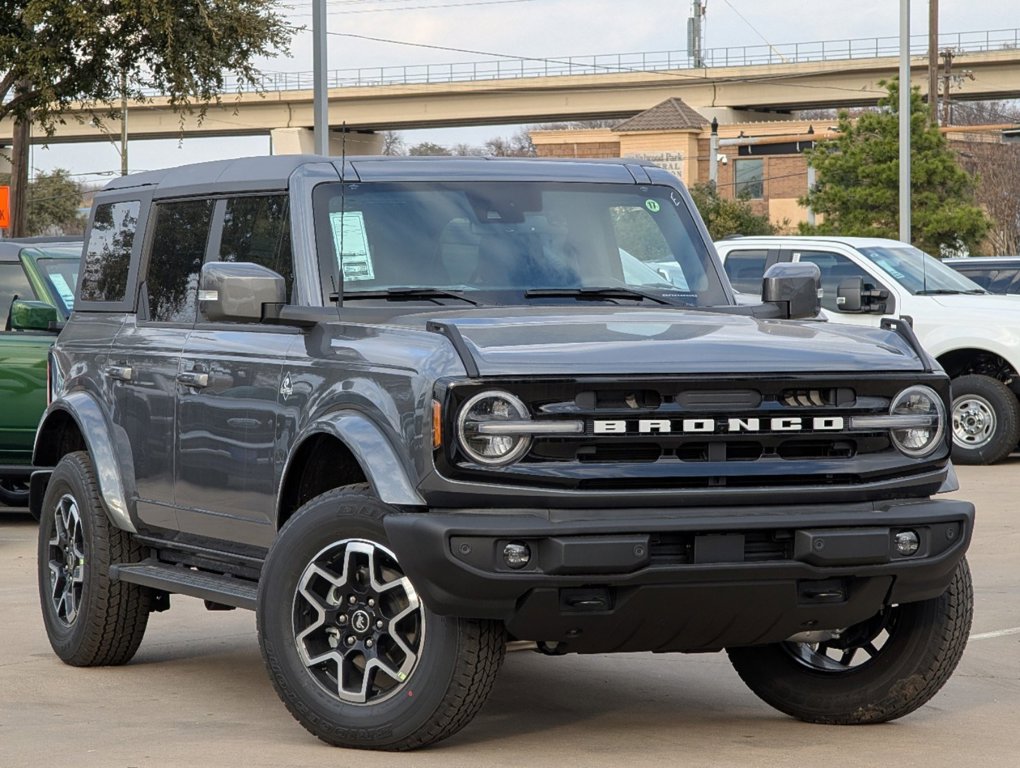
[145,199,213,324]
[1006,270,1020,295]
[722,249,769,293]
[796,251,879,312]
[80,200,140,303]
[218,195,294,299]
[0,262,37,327]
[956,268,992,290]
[734,159,764,199]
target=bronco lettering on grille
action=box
[592,417,846,434]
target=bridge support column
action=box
[270,127,383,157]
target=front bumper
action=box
[384,498,973,653]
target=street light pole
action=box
[899,0,912,243]
[312,0,329,156]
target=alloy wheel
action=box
[46,493,86,626]
[292,539,425,705]
[783,608,899,672]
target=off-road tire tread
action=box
[259,487,506,750]
[727,560,972,725]
[42,452,150,667]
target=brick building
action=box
[530,98,837,232]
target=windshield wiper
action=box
[524,286,678,306]
[332,287,481,306]
[915,289,965,296]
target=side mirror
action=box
[8,299,62,332]
[762,262,821,319]
[198,262,286,323]
[835,277,864,312]
[836,277,888,314]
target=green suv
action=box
[0,237,80,507]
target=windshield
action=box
[313,181,729,307]
[32,249,81,315]
[857,245,986,295]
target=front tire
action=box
[37,452,151,666]
[257,488,505,750]
[951,374,1020,465]
[727,559,972,724]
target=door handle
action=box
[177,371,210,388]
[104,365,133,382]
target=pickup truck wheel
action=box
[951,374,1020,464]
[0,478,29,507]
[727,559,972,724]
[257,488,505,750]
[36,451,151,666]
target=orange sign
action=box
[0,185,9,230]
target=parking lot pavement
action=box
[2,463,1019,768]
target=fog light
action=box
[894,530,920,556]
[503,541,531,569]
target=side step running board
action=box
[112,561,258,610]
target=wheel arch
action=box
[33,392,136,533]
[277,411,425,530]
[936,347,1019,388]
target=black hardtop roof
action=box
[100,154,661,198]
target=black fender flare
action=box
[280,410,425,510]
[33,392,136,533]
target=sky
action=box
[25,0,1020,185]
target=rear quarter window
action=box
[79,200,141,305]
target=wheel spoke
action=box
[292,538,425,706]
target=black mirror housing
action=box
[762,262,822,319]
[199,262,287,322]
[836,277,864,312]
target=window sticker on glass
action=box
[49,273,76,309]
[329,211,375,281]
[645,199,661,213]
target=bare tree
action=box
[959,140,1020,254]
[380,131,406,156]
[951,100,1020,126]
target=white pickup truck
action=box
[715,235,1020,465]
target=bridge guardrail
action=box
[137,27,1019,97]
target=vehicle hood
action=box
[399,308,926,376]
[928,293,1020,315]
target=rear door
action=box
[108,198,213,530]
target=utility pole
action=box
[941,48,955,126]
[312,0,329,155]
[709,117,719,186]
[899,0,911,243]
[928,0,939,125]
[120,70,128,176]
[687,1,706,68]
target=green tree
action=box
[1,1,290,235]
[408,142,452,156]
[800,79,990,255]
[688,183,778,240]
[0,168,86,235]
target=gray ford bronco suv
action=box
[33,155,973,750]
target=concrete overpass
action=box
[3,28,1020,152]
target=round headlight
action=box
[889,385,946,457]
[456,391,532,466]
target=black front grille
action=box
[438,373,950,495]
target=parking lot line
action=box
[970,627,1020,640]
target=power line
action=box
[284,0,539,17]
[718,0,788,63]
